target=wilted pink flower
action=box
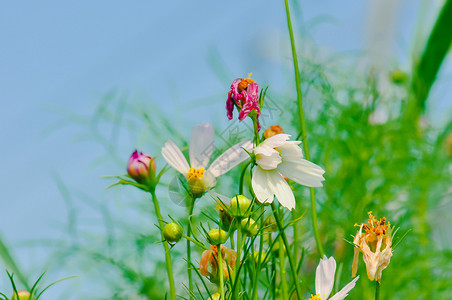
[127,150,155,184]
[226,74,261,131]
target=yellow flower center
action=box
[307,294,322,300]
[238,73,255,93]
[186,167,205,181]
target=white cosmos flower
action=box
[161,123,252,197]
[251,133,325,210]
[309,256,359,300]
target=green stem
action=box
[187,197,195,300]
[283,0,324,257]
[271,203,302,299]
[278,236,289,300]
[217,245,225,300]
[375,281,380,300]
[251,207,265,300]
[233,221,243,299]
[239,160,252,195]
[182,234,208,250]
[150,190,176,300]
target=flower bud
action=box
[207,229,228,245]
[390,70,407,85]
[253,251,269,265]
[163,222,183,245]
[229,195,251,218]
[127,150,155,184]
[12,291,35,300]
[241,217,258,236]
[264,216,277,232]
[208,292,221,300]
[271,239,286,258]
[217,203,233,232]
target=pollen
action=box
[360,212,389,243]
[186,167,205,181]
[238,74,255,93]
[307,294,322,300]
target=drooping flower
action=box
[226,73,262,131]
[127,150,156,184]
[162,123,252,197]
[352,212,393,283]
[308,256,359,300]
[200,245,237,283]
[251,133,325,210]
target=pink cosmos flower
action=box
[127,150,155,184]
[226,74,261,131]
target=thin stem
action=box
[278,237,289,300]
[283,0,324,257]
[187,197,195,300]
[375,281,380,300]
[217,245,225,300]
[239,160,252,195]
[271,203,302,299]
[150,190,176,300]
[233,221,243,299]
[251,207,265,300]
[182,234,208,250]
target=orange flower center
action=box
[238,73,255,93]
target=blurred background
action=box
[1,0,451,298]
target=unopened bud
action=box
[241,217,258,236]
[207,229,228,245]
[12,291,35,300]
[253,251,269,265]
[127,150,156,184]
[163,222,183,245]
[208,292,221,300]
[264,216,277,232]
[230,195,251,218]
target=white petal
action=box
[329,276,359,300]
[277,141,303,160]
[161,140,190,175]
[277,159,325,187]
[190,123,215,169]
[255,150,281,170]
[251,167,274,204]
[203,170,217,189]
[254,144,277,157]
[207,141,252,178]
[315,256,336,300]
[261,133,291,148]
[266,170,295,210]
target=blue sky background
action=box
[0,0,450,298]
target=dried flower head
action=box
[352,211,393,282]
[200,245,237,283]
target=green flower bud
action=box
[253,251,269,265]
[12,291,36,300]
[208,292,221,300]
[271,239,287,258]
[230,195,251,218]
[390,70,408,85]
[264,216,278,232]
[207,229,228,245]
[241,217,258,236]
[163,222,183,245]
